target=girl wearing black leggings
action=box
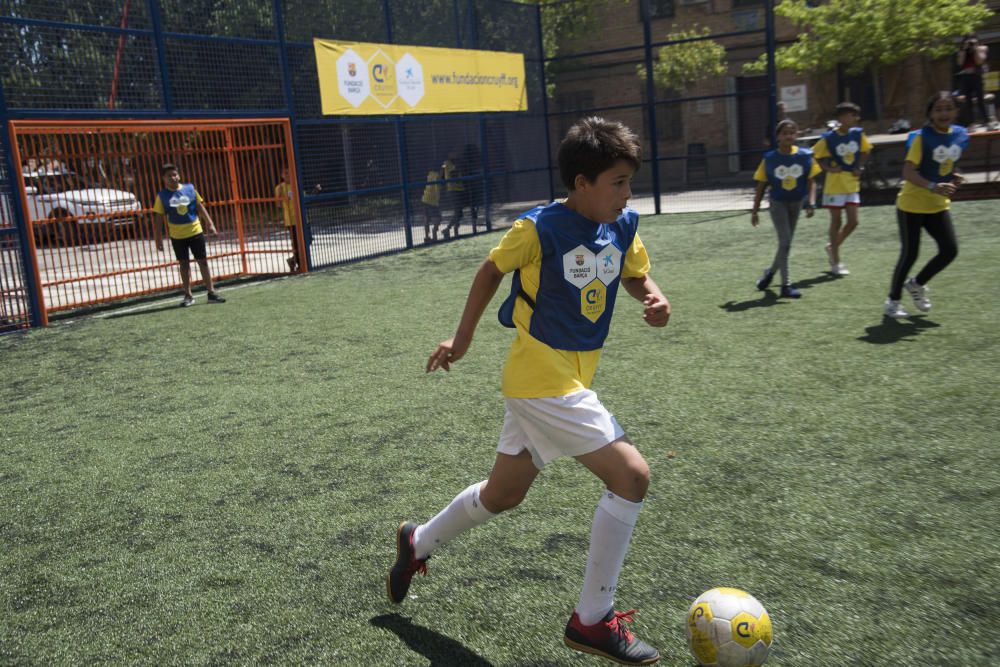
[885,92,968,319]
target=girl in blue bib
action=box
[884,92,968,318]
[750,120,820,298]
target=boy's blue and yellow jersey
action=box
[422,170,441,206]
[813,128,872,195]
[489,203,650,398]
[753,146,821,201]
[153,184,204,239]
[897,124,969,214]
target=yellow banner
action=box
[313,40,527,115]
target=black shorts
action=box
[171,233,207,261]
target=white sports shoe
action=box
[904,277,931,312]
[834,262,850,276]
[884,299,909,319]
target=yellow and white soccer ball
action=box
[686,587,772,667]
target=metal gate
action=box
[8,118,301,324]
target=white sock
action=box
[576,490,643,626]
[412,481,496,560]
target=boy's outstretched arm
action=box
[622,275,670,328]
[427,258,505,372]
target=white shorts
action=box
[497,389,625,470]
[822,192,861,208]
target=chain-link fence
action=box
[0,0,552,328]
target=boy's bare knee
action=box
[611,461,650,502]
[631,463,651,499]
[479,487,525,514]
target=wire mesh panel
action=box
[9,119,297,321]
[0,22,162,110]
[280,0,387,44]
[0,1,152,27]
[388,0,460,48]
[0,0,552,327]
[0,232,31,333]
[164,38,285,111]
[0,135,31,332]
[158,0,275,39]
[307,192,408,267]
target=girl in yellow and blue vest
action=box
[884,91,969,319]
[750,119,821,298]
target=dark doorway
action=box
[737,75,770,171]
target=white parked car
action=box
[21,170,142,245]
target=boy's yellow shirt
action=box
[813,131,872,194]
[275,182,295,227]
[488,217,651,398]
[422,170,441,206]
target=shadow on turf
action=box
[857,315,940,344]
[720,273,839,312]
[371,613,495,666]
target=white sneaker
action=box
[904,277,931,312]
[834,262,850,276]
[884,299,909,319]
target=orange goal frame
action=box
[8,118,304,324]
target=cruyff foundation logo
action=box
[774,164,804,190]
[835,140,859,165]
[336,48,424,109]
[563,243,623,322]
[169,192,192,215]
[932,143,963,177]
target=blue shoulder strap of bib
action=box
[498,270,535,328]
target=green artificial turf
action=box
[1,200,997,665]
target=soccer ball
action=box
[686,587,772,667]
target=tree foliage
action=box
[743,0,994,76]
[534,0,601,99]
[637,26,728,93]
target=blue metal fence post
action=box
[452,0,463,47]
[535,2,555,203]
[383,0,414,249]
[468,0,490,232]
[0,80,43,328]
[640,0,662,215]
[273,0,313,270]
[765,0,778,148]
[146,0,174,113]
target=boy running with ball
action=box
[387,117,670,665]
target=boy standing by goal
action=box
[387,117,670,666]
[813,102,871,276]
[153,164,226,307]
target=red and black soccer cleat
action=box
[386,521,429,604]
[564,608,659,665]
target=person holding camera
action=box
[956,33,989,128]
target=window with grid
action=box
[644,0,676,19]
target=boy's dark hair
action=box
[835,102,861,117]
[161,163,179,176]
[925,90,956,119]
[557,117,641,191]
